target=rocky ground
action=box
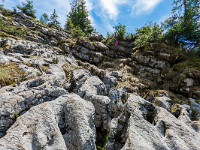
[0,9,200,150]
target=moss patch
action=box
[38,64,50,73]
[52,58,57,64]
[0,62,26,86]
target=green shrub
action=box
[70,26,85,38]
[105,35,117,46]
[113,23,126,40]
[133,22,164,51]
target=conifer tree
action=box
[163,0,200,48]
[17,0,36,19]
[66,0,94,34]
[50,9,60,26]
[40,13,49,24]
[65,18,74,30]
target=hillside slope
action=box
[0,9,200,150]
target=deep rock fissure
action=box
[96,127,109,150]
[146,106,157,124]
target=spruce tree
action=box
[66,0,94,34]
[17,0,36,19]
[50,9,60,26]
[65,18,74,30]
[163,0,200,49]
[40,13,49,24]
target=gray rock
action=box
[132,53,166,69]
[103,72,117,90]
[0,94,96,150]
[91,95,111,129]
[106,94,200,150]
[94,42,109,51]
[78,39,95,50]
[0,37,76,137]
[16,12,33,20]
[77,46,92,54]
[0,76,68,137]
[77,76,106,99]
[62,43,70,53]
[89,33,104,41]
[153,96,171,111]
[110,71,123,80]
[184,78,194,87]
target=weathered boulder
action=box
[94,42,109,51]
[103,72,117,90]
[153,96,172,111]
[0,94,96,150]
[91,95,111,129]
[89,33,104,41]
[0,75,68,137]
[77,39,95,50]
[106,94,200,150]
[0,37,79,137]
[77,76,106,99]
[132,53,166,69]
[72,69,106,98]
[110,71,123,80]
[72,45,103,64]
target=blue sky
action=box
[1,0,173,37]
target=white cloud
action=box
[100,0,128,20]
[85,0,96,26]
[85,0,93,12]
[131,0,163,16]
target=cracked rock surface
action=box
[0,11,200,150]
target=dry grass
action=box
[62,63,82,82]
[0,62,26,86]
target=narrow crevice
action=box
[59,111,67,135]
[160,121,167,137]
[107,113,130,150]
[96,127,109,150]
[146,104,157,124]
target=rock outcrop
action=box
[0,9,200,150]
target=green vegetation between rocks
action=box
[0,16,25,37]
[96,128,109,150]
[0,14,42,40]
[0,62,26,87]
